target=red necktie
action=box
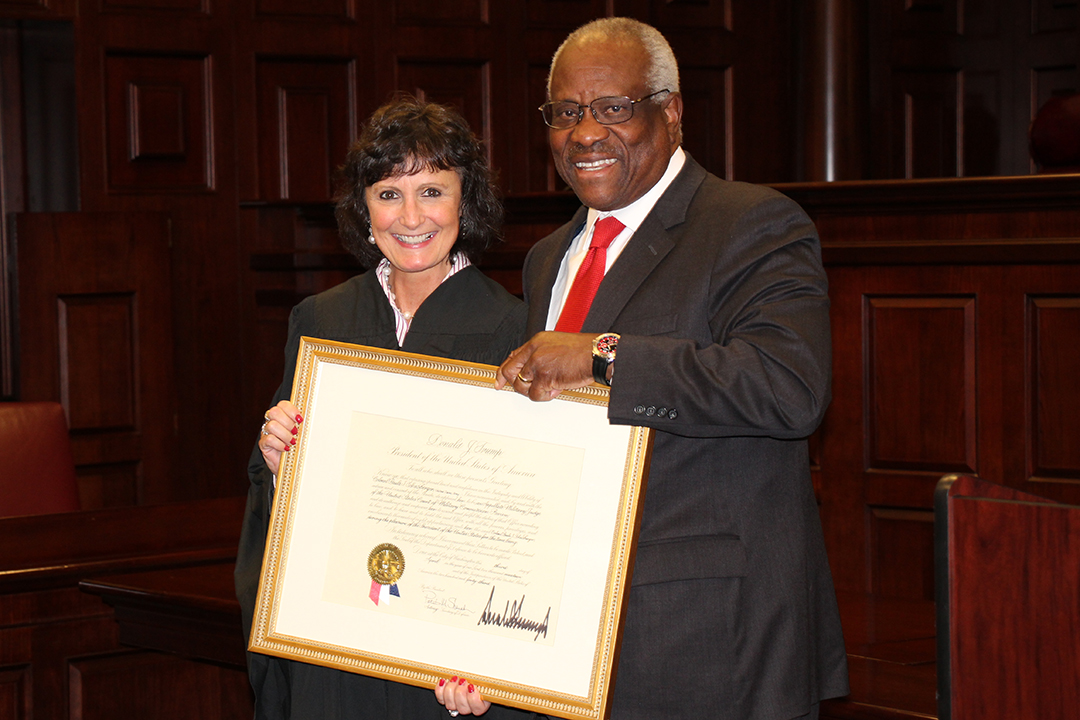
[555,216,625,333]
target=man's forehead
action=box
[550,37,647,95]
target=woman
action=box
[235,97,533,719]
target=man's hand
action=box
[495,332,597,401]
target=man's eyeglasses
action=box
[539,89,670,129]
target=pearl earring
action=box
[367,226,376,245]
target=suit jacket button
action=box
[656,407,668,418]
[645,406,656,416]
[667,408,678,419]
[634,405,646,415]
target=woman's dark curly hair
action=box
[335,96,502,268]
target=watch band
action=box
[592,352,611,386]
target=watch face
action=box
[594,333,619,359]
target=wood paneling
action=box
[0,667,29,720]
[865,296,976,474]
[70,651,251,718]
[100,0,208,13]
[255,58,355,202]
[104,53,213,191]
[784,174,1080,600]
[1027,296,1080,483]
[393,0,488,25]
[15,213,175,508]
[869,507,935,601]
[397,59,491,147]
[253,0,353,19]
[0,498,250,720]
[869,0,1079,178]
[892,70,960,178]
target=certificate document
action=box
[250,339,652,720]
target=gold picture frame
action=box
[249,338,652,720]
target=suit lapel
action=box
[579,156,708,333]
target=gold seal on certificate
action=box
[368,543,405,585]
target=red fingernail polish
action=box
[468,684,474,693]
[458,678,466,686]
[291,426,298,435]
[296,415,303,423]
[450,676,457,684]
[290,437,297,445]
[439,679,445,687]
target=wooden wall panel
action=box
[397,59,491,148]
[869,0,1079,178]
[893,70,960,178]
[1033,0,1079,34]
[16,213,175,508]
[525,0,610,28]
[865,296,976,474]
[105,54,212,191]
[895,0,959,34]
[76,462,140,509]
[255,58,355,202]
[254,0,353,19]
[57,293,136,430]
[786,175,1080,601]
[0,667,29,720]
[680,65,731,181]
[70,651,252,719]
[647,0,731,29]
[100,0,207,13]
[869,507,935,601]
[393,0,487,25]
[1027,297,1080,483]
[526,62,559,192]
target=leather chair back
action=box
[0,401,80,517]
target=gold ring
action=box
[516,373,532,383]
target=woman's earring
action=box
[367,226,376,245]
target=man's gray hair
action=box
[547,17,680,99]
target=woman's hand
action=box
[434,676,491,716]
[258,400,303,475]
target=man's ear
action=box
[662,92,684,144]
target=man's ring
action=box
[449,711,459,717]
[516,373,532,384]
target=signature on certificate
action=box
[421,585,471,617]
[476,586,551,641]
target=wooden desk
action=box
[80,561,247,669]
[81,566,938,719]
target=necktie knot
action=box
[589,216,624,250]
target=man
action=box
[495,16,848,720]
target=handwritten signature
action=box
[422,586,471,617]
[476,586,550,641]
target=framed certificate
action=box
[249,338,652,720]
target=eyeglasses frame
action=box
[538,89,671,129]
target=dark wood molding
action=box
[777,174,1080,215]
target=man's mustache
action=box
[565,143,621,159]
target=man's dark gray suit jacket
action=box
[523,154,849,720]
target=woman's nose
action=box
[400,196,423,227]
